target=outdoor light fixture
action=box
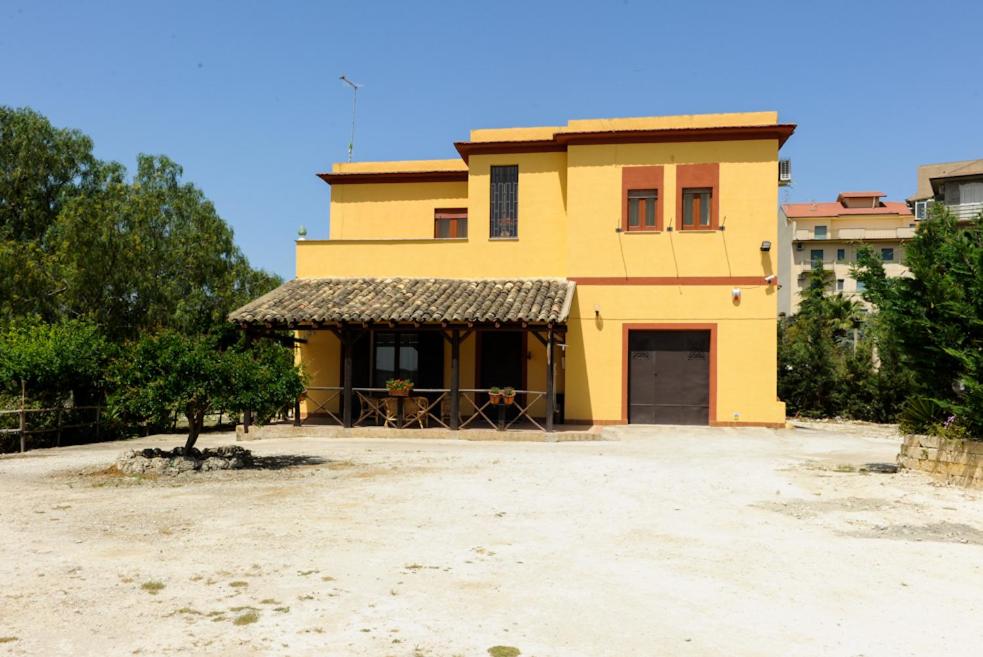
[760,240,772,252]
[731,288,742,302]
[764,274,777,285]
[593,304,601,317]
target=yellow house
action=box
[779,192,915,315]
[230,111,794,428]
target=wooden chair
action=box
[381,397,400,428]
[403,396,429,429]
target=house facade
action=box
[779,192,914,315]
[231,111,794,428]
[908,159,983,222]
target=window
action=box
[810,249,824,265]
[682,188,713,229]
[881,247,895,261]
[622,166,664,231]
[434,208,467,239]
[676,163,719,230]
[814,225,828,239]
[796,242,804,252]
[627,189,658,230]
[490,165,518,238]
[371,332,444,389]
[836,248,846,262]
[856,280,866,292]
[836,279,845,292]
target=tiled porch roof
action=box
[229,277,576,327]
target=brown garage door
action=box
[628,330,710,425]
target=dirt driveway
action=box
[1,423,981,657]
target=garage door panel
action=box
[628,330,710,425]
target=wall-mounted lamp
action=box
[731,288,742,302]
[764,274,778,285]
[593,304,601,318]
[298,225,308,241]
[760,240,772,252]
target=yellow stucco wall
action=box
[328,181,468,240]
[566,140,779,277]
[565,286,782,425]
[294,111,789,426]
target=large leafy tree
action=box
[0,107,108,320]
[855,204,983,434]
[109,332,304,452]
[51,155,280,340]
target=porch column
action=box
[545,326,555,432]
[342,326,353,428]
[450,329,460,430]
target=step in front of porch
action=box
[235,423,604,443]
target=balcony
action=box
[794,226,915,241]
[949,202,983,221]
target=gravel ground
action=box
[0,423,981,657]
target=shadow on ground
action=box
[248,454,328,470]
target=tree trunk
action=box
[183,405,205,453]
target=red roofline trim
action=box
[454,124,796,162]
[317,170,469,185]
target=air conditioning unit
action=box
[778,159,792,186]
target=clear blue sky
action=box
[3,0,981,278]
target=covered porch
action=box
[229,277,575,433]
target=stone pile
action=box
[115,445,254,475]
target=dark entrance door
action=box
[628,330,710,425]
[478,331,524,391]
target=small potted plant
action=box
[386,378,414,397]
[502,386,516,405]
[488,386,502,404]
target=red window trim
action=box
[622,166,664,231]
[676,163,720,230]
[434,207,468,239]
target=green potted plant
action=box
[502,386,516,405]
[488,386,502,404]
[386,378,414,397]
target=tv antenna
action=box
[339,74,361,162]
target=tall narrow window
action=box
[810,249,824,265]
[881,247,895,261]
[676,163,719,230]
[490,165,518,238]
[627,189,658,230]
[623,166,664,231]
[682,188,713,229]
[434,208,468,239]
[814,225,828,239]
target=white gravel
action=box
[1,423,981,657]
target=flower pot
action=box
[389,389,410,397]
[489,392,502,404]
[502,395,515,406]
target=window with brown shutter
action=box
[676,163,720,230]
[622,166,664,231]
[434,208,468,239]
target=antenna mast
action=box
[339,74,361,162]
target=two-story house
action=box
[231,111,794,428]
[908,159,983,222]
[779,192,914,314]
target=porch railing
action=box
[295,387,549,432]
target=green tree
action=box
[109,332,304,451]
[855,203,983,435]
[50,155,280,340]
[0,317,113,404]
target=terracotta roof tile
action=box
[229,278,576,326]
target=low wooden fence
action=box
[0,404,105,453]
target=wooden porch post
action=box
[342,326,353,428]
[450,329,460,430]
[545,327,555,432]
